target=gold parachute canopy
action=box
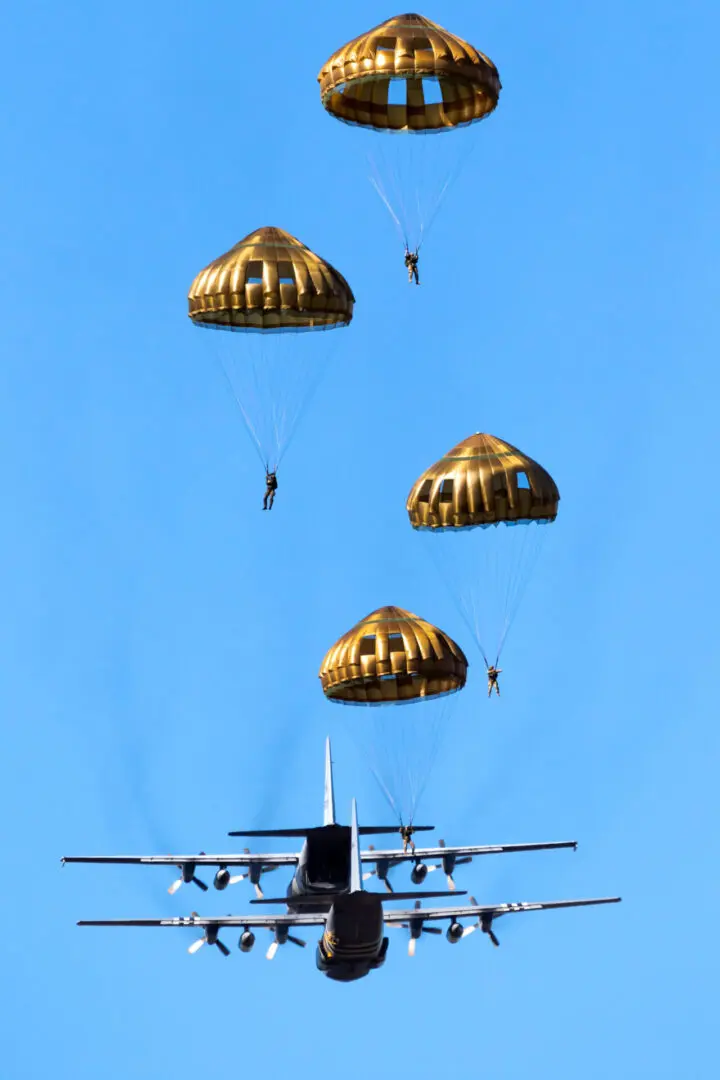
[319,605,468,704]
[318,13,500,133]
[407,433,560,529]
[188,226,354,332]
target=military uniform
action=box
[487,666,502,697]
[400,825,416,854]
[404,250,419,285]
[263,472,278,510]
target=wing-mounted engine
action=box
[266,923,307,960]
[187,915,230,957]
[391,900,443,956]
[426,838,473,890]
[362,844,396,892]
[456,897,501,946]
[168,857,208,896]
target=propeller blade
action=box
[188,937,205,954]
[254,883,264,900]
[488,929,500,947]
[168,879,183,896]
[215,940,230,957]
[384,878,394,894]
[192,877,208,892]
[461,925,478,938]
[228,875,244,885]
[287,936,307,948]
[362,871,374,881]
[266,940,279,961]
[408,937,417,957]
[422,926,442,935]
[446,875,456,891]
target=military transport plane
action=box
[78,800,621,983]
[62,740,580,906]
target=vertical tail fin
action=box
[323,737,336,826]
[350,799,363,893]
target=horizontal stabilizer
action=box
[229,829,316,838]
[228,825,434,838]
[251,889,466,905]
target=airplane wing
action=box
[62,853,298,867]
[78,912,325,929]
[383,896,621,925]
[361,840,578,863]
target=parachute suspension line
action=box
[495,525,548,662]
[215,347,268,471]
[369,157,408,247]
[368,123,480,254]
[369,764,403,825]
[406,697,447,824]
[424,536,490,668]
[273,339,335,471]
[341,694,451,829]
[368,152,410,250]
[210,330,337,474]
[417,134,478,253]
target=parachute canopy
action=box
[406,433,560,530]
[188,226,354,332]
[318,13,500,133]
[319,605,468,705]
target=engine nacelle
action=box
[411,862,428,885]
[214,868,230,891]
[205,924,219,947]
[181,862,196,884]
[239,930,255,953]
[446,922,464,944]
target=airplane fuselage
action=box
[314,892,388,982]
[286,825,352,912]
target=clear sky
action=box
[1,2,718,1078]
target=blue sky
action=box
[1,2,718,1077]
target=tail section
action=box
[350,799,363,893]
[324,737,336,826]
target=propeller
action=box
[426,840,472,890]
[362,846,394,893]
[461,897,500,946]
[233,849,279,899]
[401,900,442,956]
[266,928,306,960]
[168,859,208,896]
[187,917,230,956]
